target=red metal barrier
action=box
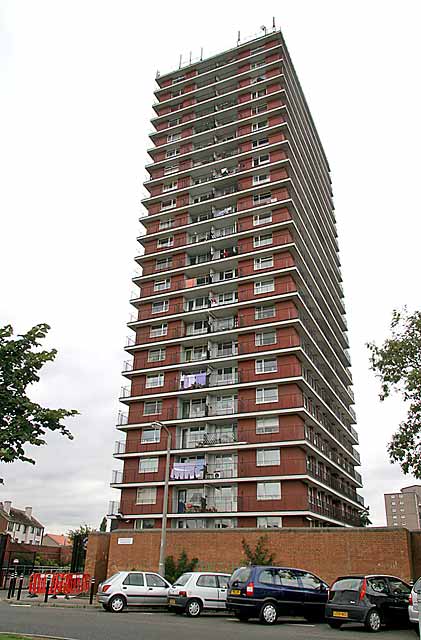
[28,572,91,596]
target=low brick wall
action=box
[86,526,416,586]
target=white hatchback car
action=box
[168,571,231,617]
[409,577,421,626]
[98,571,171,612]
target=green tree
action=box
[99,517,107,532]
[368,308,421,477]
[68,524,94,545]
[242,535,275,565]
[359,506,372,527]
[164,550,199,583]
[0,323,78,464]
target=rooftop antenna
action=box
[178,54,182,69]
[189,51,192,64]
[200,47,203,61]
[272,16,276,30]
[237,30,240,46]
[261,25,267,36]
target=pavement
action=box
[0,601,417,640]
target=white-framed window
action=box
[163,181,178,193]
[139,458,159,473]
[255,330,277,346]
[154,279,170,292]
[255,305,275,320]
[151,300,169,314]
[253,192,272,205]
[148,348,166,362]
[254,233,272,248]
[253,154,270,168]
[168,117,181,127]
[161,199,176,211]
[257,516,282,528]
[145,373,164,388]
[141,426,161,442]
[256,387,278,404]
[136,487,157,505]
[257,449,280,466]
[257,482,281,500]
[251,103,268,115]
[157,236,174,248]
[254,255,273,270]
[150,323,168,337]
[167,133,181,143]
[252,137,269,148]
[143,402,162,417]
[251,89,267,99]
[171,89,182,98]
[253,211,272,227]
[255,358,277,374]
[164,164,179,175]
[253,173,270,185]
[135,518,155,529]
[256,416,279,434]
[165,148,179,158]
[254,279,275,295]
[159,218,173,230]
[217,291,237,305]
[252,119,268,132]
[156,257,172,270]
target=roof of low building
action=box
[0,505,44,529]
[44,534,71,546]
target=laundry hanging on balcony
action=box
[171,460,205,480]
[180,371,207,389]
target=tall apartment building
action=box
[385,486,421,530]
[110,27,364,531]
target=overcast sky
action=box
[1,0,420,533]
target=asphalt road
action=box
[0,604,417,640]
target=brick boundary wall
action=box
[86,527,419,586]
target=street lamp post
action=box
[152,421,172,577]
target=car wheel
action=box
[328,621,343,629]
[101,603,110,611]
[108,595,126,613]
[235,612,250,622]
[365,609,382,632]
[185,598,202,617]
[260,602,278,625]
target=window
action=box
[253,154,270,168]
[146,573,167,588]
[157,236,173,248]
[145,374,164,388]
[256,416,279,434]
[148,348,166,362]
[253,192,272,205]
[256,387,278,404]
[387,578,410,595]
[367,578,389,594]
[141,426,161,442]
[252,137,269,148]
[217,291,237,305]
[154,279,170,292]
[257,449,280,466]
[164,164,179,175]
[254,255,273,270]
[196,574,218,588]
[159,219,173,231]
[123,573,145,586]
[218,575,230,588]
[143,402,162,417]
[252,120,268,131]
[161,199,176,211]
[251,89,267,99]
[254,279,275,295]
[167,133,181,143]
[255,358,277,374]
[257,516,282,528]
[151,300,169,314]
[168,117,181,127]
[297,572,322,590]
[253,210,272,225]
[251,103,268,115]
[279,569,300,588]
[255,305,275,320]
[257,482,281,500]
[165,148,179,158]
[255,330,277,346]
[136,487,157,504]
[162,181,178,193]
[253,173,270,185]
[156,257,172,270]
[135,519,155,530]
[150,323,168,337]
[254,233,272,248]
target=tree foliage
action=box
[242,535,275,565]
[164,550,199,584]
[367,308,421,477]
[0,323,78,464]
[67,524,94,545]
[359,506,372,527]
[99,517,107,532]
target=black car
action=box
[325,574,411,632]
[226,565,329,624]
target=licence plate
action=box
[169,599,176,605]
[230,589,241,595]
[333,611,348,618]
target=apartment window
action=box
[156,257,172,270]
[145,373,164,388]
[139,458,159,473]
[157,236,174,248]
[257,449,280,466]
[161,199,176,211]
[253,192,272,205]
[255,330,277,346]
[217,291,236,305]
[162,181,178,193]
[255,305,275,320]
[167,133,181,143]
[164,164,179,175]
[136,487,157,505]
[171,90,182,98]
[251,103,268,115]
[151,300,169,314]
[154,279,170,292]
[143,402,162,417]
[255,358,277,374]
[253,154,270,167]
[256,387,278,404]
[252,120,268,132]
[254,279,275,295]
[135,519,155,529]
[251,89,267,99]
[159,218,174,230]
[254,233,272,247]
[257,516,282,528]
[148,348,166,362]
[254,255,273,270]
[165,148,179,158]
[253,173,270,185]
[141,426,161,441]
[252,137,269,148]
[150,323,168,337]
[256,416,279,434]
[168,117,181,126]
[257,481,281,500]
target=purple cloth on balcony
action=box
[171,461,205,480]
[181,372,207,389]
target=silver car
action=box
[98,570,171,613]
[167,571,231,617]
[409,577,421,626]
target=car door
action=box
[216,574,230,609]
[256,568,303,615]
[145,573,170,605]
[385,576,411,623]
[121,572,147,605]
[295,570,327,617]
[195,574,220,609]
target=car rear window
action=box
[173,573,191,587]
[230,567,252,585]
[331,578,363,591]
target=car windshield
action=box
[229,567,252,586]
[173,573,191,587]
[331,578,363,591]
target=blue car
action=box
[226,565,329,624]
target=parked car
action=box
[168,571,231,617]
[325,574,411,632]
[226,565,329,624]
[97,571,171,612]
[408,576,421,627]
